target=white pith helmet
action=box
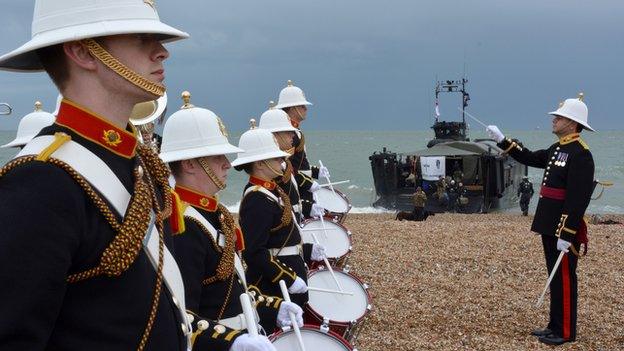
[1,101,55,148]
[231,119,290,168]
[274,80,313,109]
[159,91,242,163]
[258,101,297,133]
[0,0,189,71]
[130,92,168,126]
[548,92,594,131]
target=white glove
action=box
[557,238,571,253]
[288,276,308,294]
[310,203,325,218]
[318,166,330,179]
[276,301,304,328]
[229,334,276,351]
[310,243,326,261]
[486,125,505,143]
[309,181,321,193]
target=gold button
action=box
[197,320,209,331]
[556,147,560,150]
[267,297,274,303]
[542,183,546,186]
[186,313,194,323]
[214,324,226,334]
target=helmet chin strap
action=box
[275,133,295,155]
[82,39,166,97]
[197,157,226,191]
[294,106,306,121]
[262,159,284,177]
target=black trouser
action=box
[412,206,424,220]
[541,235,580,340]
[520,195,530,213]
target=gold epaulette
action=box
[36,132,71,161]
[577,138,590,150]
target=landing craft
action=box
[369,79,527,213]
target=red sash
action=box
[540,186,589,255]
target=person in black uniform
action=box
[274,80,330,218]
[258,105,326,265]
[518,176,535,216]
[0,1,247,350]
[160,93,300,350]
[232,121,310,309]
[487,93,595,345]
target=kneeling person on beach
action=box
[160,94,302,351]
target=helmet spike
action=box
[287,80,293,87]
[249,118,257,129]
[181,91,194,109]
[268,100,276,109]
[578,92,584,101]
[34,101,42,111]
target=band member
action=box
[487,93,594,345]
[0,100,55,150]
[160,92,302,350]
[0,1,237,349]
[258,105,326,263]
[275,80,330,218]
[232,121,310,309]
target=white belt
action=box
[269,244,302,256]
[219,314,246,330]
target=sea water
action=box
[0,129,621,214]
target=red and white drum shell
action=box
[300,218,352,269]
[305,267,372,340]
[314,187,352,223]
[269,324,354,351]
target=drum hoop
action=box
[300,219,352,258]
[317,187,352,212]
[269,324,353,350]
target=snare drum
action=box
[301,218,352,269]
[305,267,372,341]
[314,187,352,223]
[270,325,353,351]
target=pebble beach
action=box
[340,213,624,351]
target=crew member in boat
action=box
[487,93,594,346]
[274,80,330,218]
[518,176,535,216]
[0,0,210,349]
[160,92,301,350]
[232,121,310,309]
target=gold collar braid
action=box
[82,39,166,97]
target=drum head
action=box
[271,326,351,350]
[307,270,369,323]
[301,219,351,259]
[315,188,350,213]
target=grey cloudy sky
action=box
[0,0,622,131]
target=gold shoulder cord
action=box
[271,187,293,232]
[0,143,174,351]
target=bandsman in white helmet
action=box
[160,92,302,351]
[0,100,55,150]
[0,1,219,350]
[232,120,310,313]
[275,80,330,219]
[258,103,326,263]
[486,93,594,346]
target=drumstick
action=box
[536,251,565,308]
[318,160,336,197]
[239,293,258,336]
[309,232,344,292]
[279,280,307,351]
[319,180,350,188]
[308,286,354,296]
[300,227,339,232]
[458,107,488,128]
[312,192,329,239]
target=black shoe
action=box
[531,328,552,337]
[538,333,574,345]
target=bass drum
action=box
[270,325,353,351]
[305,267,372,342]
[300,218,352,269]
[314,187,352,223]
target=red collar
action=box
[175,185,218,212]
[249,175,277,190]
[55,99,138,158]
